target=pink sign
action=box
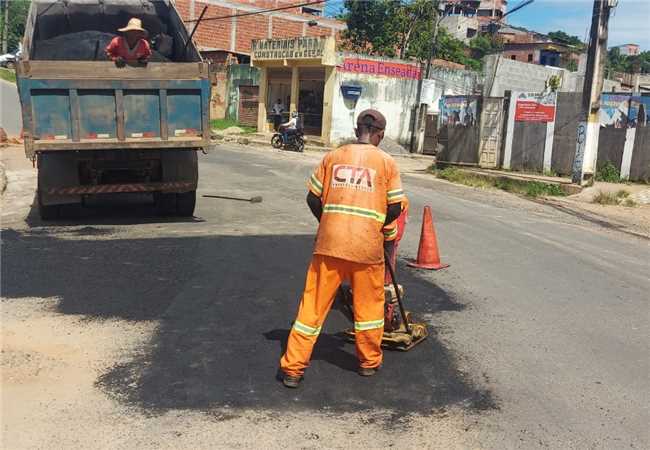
[340,58,421,80]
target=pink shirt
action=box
[105,36,152,61]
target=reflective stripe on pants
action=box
[280,254,385,377]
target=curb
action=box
[453,167,582,195]
[211,136,437,160]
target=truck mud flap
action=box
[45,181,196,195]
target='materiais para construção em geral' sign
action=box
[251,37,325,60]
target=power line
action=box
[185,0,330,23]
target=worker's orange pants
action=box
[280,254,385,377]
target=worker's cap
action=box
[356,109,386,131]
[119,18,146,33]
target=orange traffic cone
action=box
[407,206,449,270]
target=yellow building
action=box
[251,36,337,144]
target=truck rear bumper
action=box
[45,181,196,195]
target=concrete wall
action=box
[484,55,622,97]
[329,56,419,147]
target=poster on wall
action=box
[599,94,631,128]
[514,92,557,122]
[440,96,478,127]
[629,96,650,128]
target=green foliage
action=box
[565,60,578,72]
[0,0,30,53]
[210,118,256,134]
[607,47,650,75]
[469,35,503,60]
[433,28,484,70]
[547,31,585,49]
[0,67,16,83]
[341,0,486,71]
[595,161,622,183]
[340,0,438,60]
[430,165,566,197]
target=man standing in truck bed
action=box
[280,109,406,388]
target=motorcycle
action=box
[271,129,305,152]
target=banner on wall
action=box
[629,96,650,128]
[339,58,422,80]
[599,94,631,128]
[514,92,557,122]
[440,96,478,127]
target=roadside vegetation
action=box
[210,118,256,134]
[595,161,623,183]
[0,68,16,83]
[430,165,566,198]
[592,189,636,207]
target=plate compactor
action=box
[338,252,428,351]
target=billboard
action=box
[514,92,557,122]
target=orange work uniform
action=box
[280,144,406,377]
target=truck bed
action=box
[17,60,211,157]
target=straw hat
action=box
[118,18,146,33]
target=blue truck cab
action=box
[16,0,211,218]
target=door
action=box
[238,85,259,127]
[422,113,438,155]
[479,97,504,168]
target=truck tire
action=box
[176,190,196,217]
[154,192,177,216]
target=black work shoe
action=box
[358,366,381,377]
[282,374,302,388]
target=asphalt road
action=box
[2,144,648,449]
[0,78,21,136]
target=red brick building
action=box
[174,0,345,63]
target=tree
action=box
[340,0,438,61]
[547,30,585,49]
[0,0,29,53]
[469,34,503,61]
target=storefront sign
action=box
[515,92,557,122]
[251,37,325,60]
[340,58,421,80]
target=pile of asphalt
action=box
[33,31,170,62]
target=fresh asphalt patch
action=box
[2,226,495,418]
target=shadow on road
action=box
[24,193,206,228]
[1,228,495,416]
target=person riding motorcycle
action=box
[279,111,300,145]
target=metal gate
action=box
[238,85,259,127]
[478,97,504,168]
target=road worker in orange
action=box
[280,109,406,388]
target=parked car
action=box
[0,50,22,68]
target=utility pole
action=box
[572,0,617,185]
[2,0,9,54]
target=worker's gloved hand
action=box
[114,56,126,68]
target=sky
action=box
[507,0,650,50]
[324,0,650,51]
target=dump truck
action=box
[16,0,210,219]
